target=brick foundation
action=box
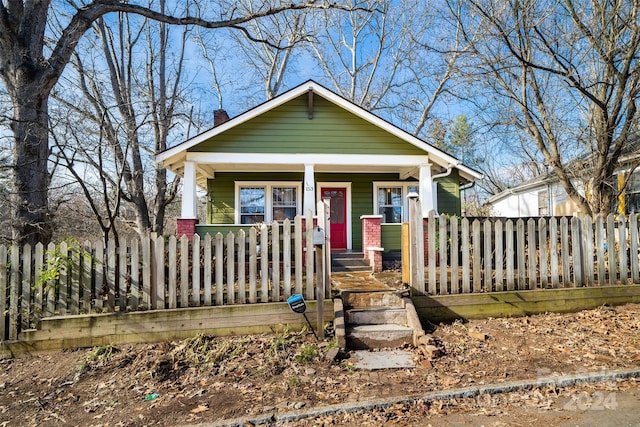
[176,218,198,237]
[361,215,383,272]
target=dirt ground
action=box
[1,303,639,427]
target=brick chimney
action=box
[214,109,230,127]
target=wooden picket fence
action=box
[407,201,640,295]
[0,213,322,341]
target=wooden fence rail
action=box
[0,213,319,341]
[408,200,640,295]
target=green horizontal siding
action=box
[190,95,426,155]
[207,172,303,224]
[381,224,402,252]
[436,170,461,216]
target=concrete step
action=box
[346,307,408,326]
[332,263,372,273]
[331,253,371,272]
[342,291,405,310]
[332,251,364,260]
[346,324,414,350]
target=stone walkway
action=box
[330,272,393,293]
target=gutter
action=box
[431,163,456,181]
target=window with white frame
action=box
[236,183,301,224]
[374,182,419,223]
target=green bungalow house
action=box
[156,80,482,268]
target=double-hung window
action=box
[236,182,301,224]
[374,182,420,223]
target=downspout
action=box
[431,163,458,215]
[459,181,475,217]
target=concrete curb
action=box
[191,367,640,426]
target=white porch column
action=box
[303,163,316,216]
[181,160,198,218]
[419,163,434,217]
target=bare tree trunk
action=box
[10,88,52,246]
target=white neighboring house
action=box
[485,164,640,218]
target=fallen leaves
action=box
[0,304,639,426]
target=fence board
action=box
[607,214,616,285]
[21,244,32,329]
[619,217,628,284]
[179,235,189,308]
[483,220,492,292]
[516,220,526,290]
[82,242,93,313]
[155,237,165,309]
[33,243,43,324]
[527,219,536,290]
[305,210,314,300]
[237,230,246,304]
[583,216,594,286]
[538,218,548,288]
[59,241,69,314]
[472,220,481,292]
[560,217,570,288]
[191,234,201,306]
[506,220,514,291]
[141,236,151,309]
[571,217,583,287]
[595,215,606,285]
[168,236,177,309]
[203,234,212,306]
[150,234,157,308]
[549,217,559,288]
[215,233,224,305]
[0,246,7,339]
[494,220,503,292]
[439,214,448,295]
[461,218,471,294]
[118,242,127,312]
[272,221,280,302]
[9,244,19,340]
[428,211,437,294]
[451,218,459,294]
[226,232,235,305]
[283,219,292,298]
[93,241,104,313]
[260,224,269,303]
[249,228,257,303]
[295,216,303,296]
[631,214,639,283]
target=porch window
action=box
[272,186,298,221]
[236,182,301,224]
[239,187,265,224]
[374,183,419,223]
[378,187,403,223]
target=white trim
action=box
[185,152,430,168]
[156,80,483,182]
[181,161,198,219]
[373,182,421,223]
[317,182,352,250]
[234,181,302,224]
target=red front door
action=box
[321,187,347,249]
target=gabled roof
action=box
[156,80,483,183]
